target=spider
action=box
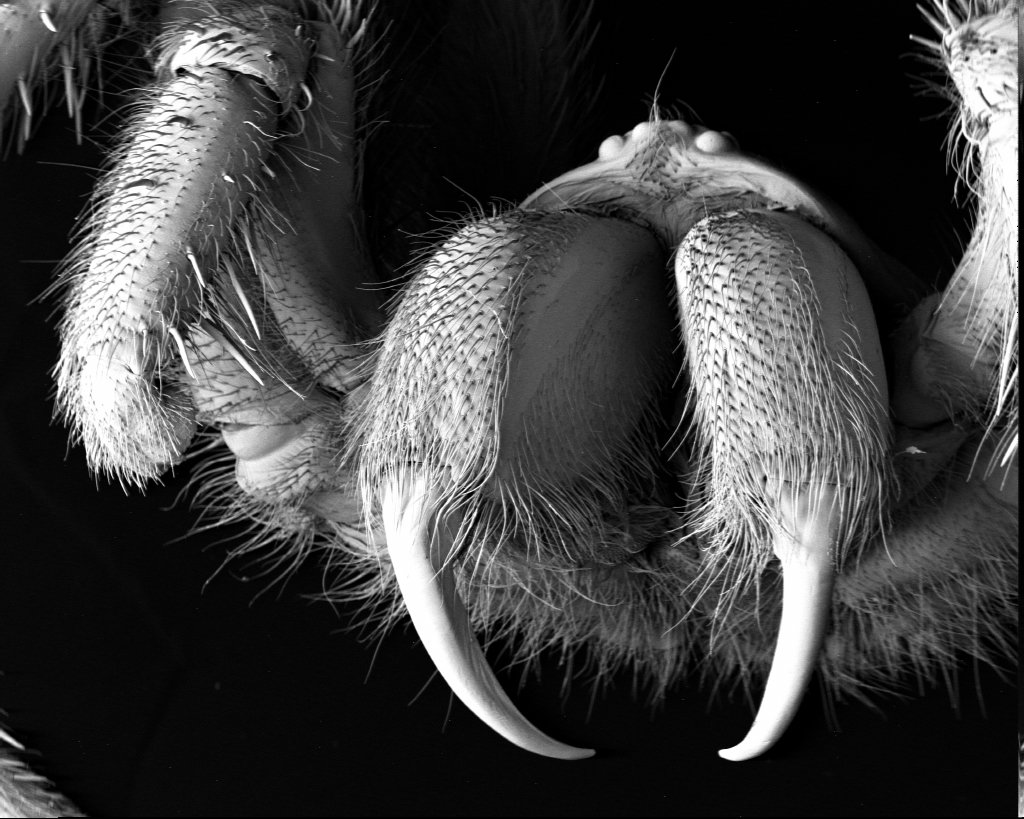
[0,1,1016,815]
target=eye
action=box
[693,129,736,153]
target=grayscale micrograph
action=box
[0,1,1017,816]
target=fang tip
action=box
[381,475,595,761]
[718,485,838,762]
[40,8,58,33]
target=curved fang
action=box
[719,484,838,762]
[381,474,595,761]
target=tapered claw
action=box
[381,474,595,761]
[719,484,837,762]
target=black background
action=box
[0,2,1015,816]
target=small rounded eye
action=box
[694,129,737,153]
[598,134,625,159]
[628,121,654,142]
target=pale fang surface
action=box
[0,1,1015,816]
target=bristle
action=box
[0,728,84,817]
[49,1,322,484]
[920,0,1018,476]
[675,211,893,625]
[0,0,132,155]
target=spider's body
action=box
[0,0,1016,814]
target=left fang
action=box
[381,474,595,761]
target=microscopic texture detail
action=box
[0,0,1016,815]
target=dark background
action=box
[0,2,1015,816]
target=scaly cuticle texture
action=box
[0,0,1016,814]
